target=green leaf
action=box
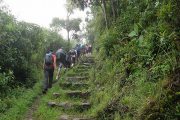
[128,31,137,37]
[134,24,139,34]
[6,23,14,31]
[138,35,144,46]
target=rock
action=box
[48,101,91,111]
[66,72,89,77]
[66,76,88,82]
[74,102,91,111]
[53,93,60,97]
[47,101,57,107]
[58,102,72,109]
[59,115,69,120]
[60,82,89,89]
[59,115,95,120]
[77,65,91,69]
[66,91,90,99]
[73,118,93,120]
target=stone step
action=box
[80,63,92,66]
[66,91,90,99]
[53,92,61,98]
[59,82,89,90]
[73,71,89,75]
[74,69,88,73]
[81,59,94,64]
[86,56,95,59]
[66,76,88,82]
[48,101,91,111]
[66,72,89,77]
[77,65,91,69]
[52,91,90,99]
[59,115,94,120]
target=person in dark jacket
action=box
[42,50,56,94]
[55,48,71,80]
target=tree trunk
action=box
[116,0,120,17]
[67,30,70,50]
[110,0,116,20]
[67,12,70,51]
[101,0,108,29]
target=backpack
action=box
[45,52,53,66]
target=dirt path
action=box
[24,96,41,120]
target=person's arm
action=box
[53,55,56,70]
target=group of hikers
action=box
[42,44,92,94]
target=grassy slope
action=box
[0,82,42,120]
[86,0,180,120]
[0,69,42,120]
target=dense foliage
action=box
[70,0,180,119]
[0,4,69,118]
[0,11,67,89]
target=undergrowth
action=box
[86,0,180,119]
[0,69,42,120]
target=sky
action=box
[4,0,87,39]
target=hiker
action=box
[88,44,92,55]
[56,47,71,80]
[69,49,77,67]
[85,44,89,55]
[80,44,86,56]
[75,44,81,62]
[43,50,56,94]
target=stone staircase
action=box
[47,56,95,120]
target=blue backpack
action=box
[45,52,53,65]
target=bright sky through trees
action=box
[4,0,86,30]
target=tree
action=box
[68,0,109,29]
[50,17,81,49]
[50,0,82,50]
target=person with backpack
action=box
[75,44,81,62]
[55,47,69,80]
[69,49,77,67]
[42,50,56,94]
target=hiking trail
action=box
[24,96,41,120]
[48,56,95,120]
[24,56,95,120]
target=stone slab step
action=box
[66,76,88,82]
[77,65,91,69]
[79,63,92,65]
[48,101,91,111]
[48,102,71,108]
[83,60,94,63]
[74,69,87,73]
[66,91,90,98]
[59,115,94,120]
[66,72,89,77]
[53,92,61,98]
[52,91,90,99]
[86,56,94,59]
[81,59,94,64]
[80,63,92,66]
[59,82,89,90]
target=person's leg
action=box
[77,53,80,62]
[56,63,62,80]
[49,68,54,88]
[72,57,75,66]
[43,70,49,93]
[56,67,60,80]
